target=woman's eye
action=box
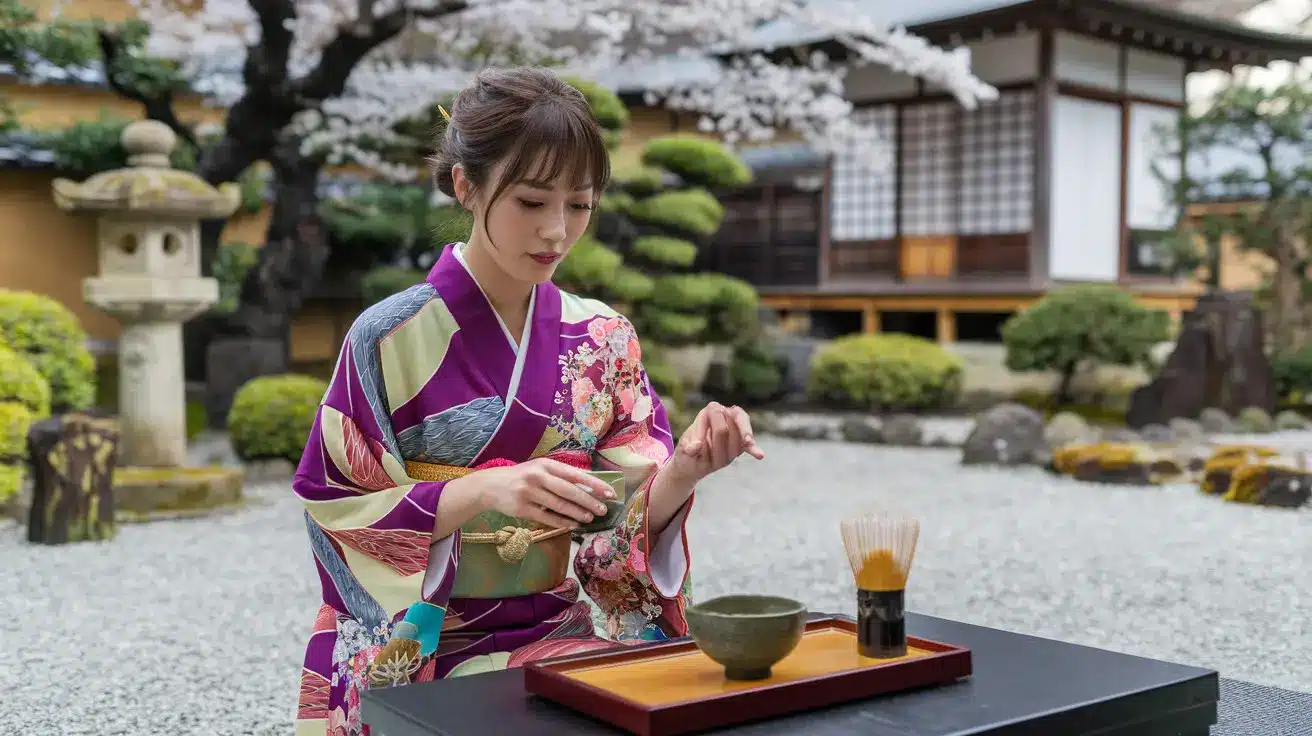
[571,203,594,211]
[519,199,544,208]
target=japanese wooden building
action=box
[642,0,1312,341]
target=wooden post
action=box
[862,305,880,334]
[937,309,956,344]
[26,413,121,545]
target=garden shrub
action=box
[1001,284,1170,405]
[0,289,96,412]
[807,334,964,411]
[227,374,328,464]
[361,267,427,306]
[0,401,32,503]
[641,135,753,189]
[1271,344,1312,401]
[628,188,724,238]
[705,340,785,405]
[0,343,51,419]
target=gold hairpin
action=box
[438,104,451,121]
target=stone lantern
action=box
[51,120,240,467]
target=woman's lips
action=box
[529,252,562,265]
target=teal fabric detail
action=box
[401,601,447,656]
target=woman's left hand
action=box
[667,402,766,484]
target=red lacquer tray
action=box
[523,616,973,736]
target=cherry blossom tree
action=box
[68,0,995,351]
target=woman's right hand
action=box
[458,458,616,529]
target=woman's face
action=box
[455,156,595,285]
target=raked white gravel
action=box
[1,434,1309,735]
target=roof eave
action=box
[718,0,1312,72]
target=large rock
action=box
[839,417,882,444]
[1199,407,1235,434]
[881,414,923,446]
[1045,412,1096,449]
[1275,410,1310,431]
[962,403,1047,466]
[1236,407,1275,434]
[1168,418,1205,445]
[772,335,822,398]
[1127,291,1275,428]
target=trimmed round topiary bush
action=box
[0,289,96,412]
[0,344,51,420]
[807,334,964,412]
[640,135,753,189]
[227,374,328,465]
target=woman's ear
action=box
[452,163,470,210]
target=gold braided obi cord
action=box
[405,459,572,598]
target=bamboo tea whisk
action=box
[840,512,920,659]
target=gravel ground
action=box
[2,434,1309,735]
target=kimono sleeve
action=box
[574,315,693,640]
[293,335,452,608]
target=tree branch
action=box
[294,0,470,103]
[245,0,296,92]
[96,29,198,149]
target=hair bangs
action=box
[498,100,610,199]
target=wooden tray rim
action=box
[524,615,971,712]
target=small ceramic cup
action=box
[575,470,627,533]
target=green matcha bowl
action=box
[685,594,808,681]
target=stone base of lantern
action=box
[112,465,246,523]
[85,275,217,468]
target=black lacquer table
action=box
[363,612,1308,735]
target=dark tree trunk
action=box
[222,147,330,340]
[202,146,332,425]
[1055,364,1078,407]
[26,414,121,545]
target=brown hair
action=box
[429,67,611,238]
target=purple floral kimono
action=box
[292,242,694,736]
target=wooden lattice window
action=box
[900,101,958,236]
[829,105,897,241]
[959,89,1035,235]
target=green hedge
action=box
[0,343,51,419]
[227,374,328,464]
[807,334,963,411]
[0,289,96,412]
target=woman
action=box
[292,66,765,736]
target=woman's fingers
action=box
[528,485,598,525]
[706,403,737,467]
[729,405,766,460]
[522,504,579,530]
[536,458,614,499]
